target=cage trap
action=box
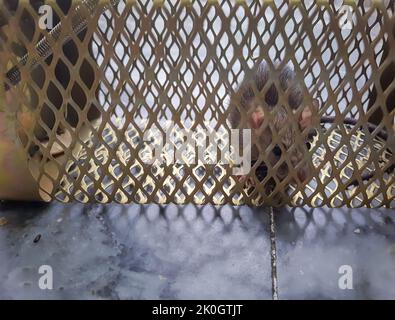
[0,0,394,207]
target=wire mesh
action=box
[0,0,394,207]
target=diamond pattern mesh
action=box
[0,0,394,207]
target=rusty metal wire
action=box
[0,0,394,207]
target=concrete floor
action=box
[0,201,394,299]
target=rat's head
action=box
[249,98,320,184]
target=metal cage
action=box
[0,0,394,207]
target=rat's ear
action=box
[250,107,265,129]
[299,99,319,131]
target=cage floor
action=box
[31,121,395,207]
[0,202,394,299]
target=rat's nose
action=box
[250,110,264,129]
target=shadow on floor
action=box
[0,201,394,299]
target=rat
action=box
[228,60,320,194]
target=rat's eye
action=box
[272,145,282,157]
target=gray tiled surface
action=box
[275,207,395,299]
[0,202,394,299]
[0,203,272,299]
